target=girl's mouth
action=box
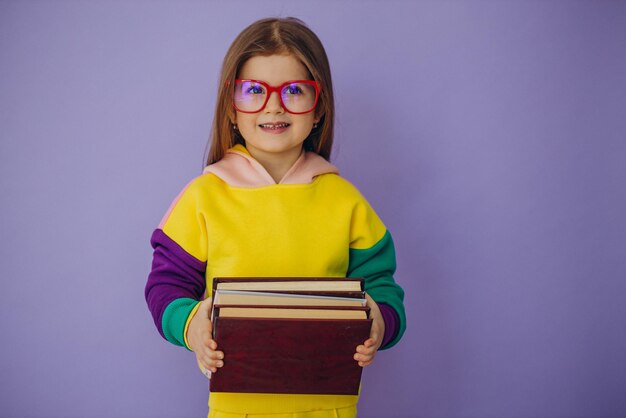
[258,122,291,130]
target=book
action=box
[209,277,366,322]
[212,277,365,293]
[212,289,367,308]
[209,316,371,395]
[213,304,370,320]
[206,277,372,395]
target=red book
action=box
[209,315,371,395]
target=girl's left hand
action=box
[354,293,385,367]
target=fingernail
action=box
[216,361,223,367]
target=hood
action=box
[203,144,339,187]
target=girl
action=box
[146,17,406,418]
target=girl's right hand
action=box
[187,298,224,374]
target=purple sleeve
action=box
[145,229,207,339]
[379,303,400,349]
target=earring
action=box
[232,123,238,130]
[313,122,318,129]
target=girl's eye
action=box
[245,84,265,95]
[284,84,304,95]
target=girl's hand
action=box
[354,293,385,367]
[187,298,224,374]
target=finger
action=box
[361,347,376,356]
[354,352,373,362]
[361,338,374,348]
[209,358,224,368]
[200,344,222,358]
[199,299,212,316]
[203,359,217,373]
[357,353,373,362]
[359,359,374,367]
[198,357,212,372]
[209,350,224,360]
[203,337,217,351]
[202,347,224,363]
[357,345,376,355]
[201,354,224,371]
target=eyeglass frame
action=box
[230,79,322,115]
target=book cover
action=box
[209,316,372,395]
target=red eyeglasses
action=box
[232,79,321,114]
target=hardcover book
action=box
[212,277,364,292]
[212,289,366,308]
[213,304,370,320]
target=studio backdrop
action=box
[1,1,625,417]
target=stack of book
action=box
[206,277,372,395]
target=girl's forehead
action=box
[238,54,309,83]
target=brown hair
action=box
[205,17,335,165]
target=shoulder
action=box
[315,173,368,201]
[174,172,228,200]
[315,174,382,219]
[315,175,388,245]
[187,171,226,189]
[157,173,225,228]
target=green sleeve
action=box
[347,230,406,349]
[161,297,200,350]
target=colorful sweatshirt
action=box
[145,144,406,414]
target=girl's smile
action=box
[258,121,291,133]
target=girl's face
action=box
[233,54,319,165]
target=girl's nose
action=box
[264,91,284,113]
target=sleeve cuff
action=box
[161,298,201,350]
[183,302,202,350]
[378,303,400,350]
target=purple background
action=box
[1,1,625,417]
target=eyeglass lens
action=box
[234,81,317,113]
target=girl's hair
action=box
[205,17,335,165]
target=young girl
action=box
[145,17,406,418]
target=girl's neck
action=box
[245,145,303,183]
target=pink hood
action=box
[203,144,339,187]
